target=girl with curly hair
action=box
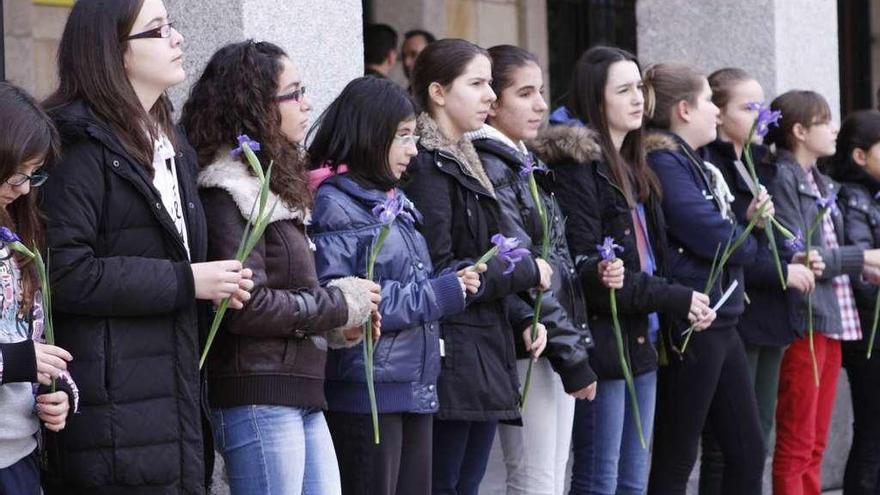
[180,40,382,495]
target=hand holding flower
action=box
[792,250,825,277]
[570,381,597,401]
[34,342,72,385]
[37,390,70,432]
[599,259,625,289]
[342,311,382,343]
[687,292,715,331]
[746,188,774,228]
[456,269,482,295]
[535,258,554,291]
[193,260,247,302]
[522,321,547,361]
[786,263,816,293]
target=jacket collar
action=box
[322,174,422,224]
[416,112,495,196]
[198,152,310,225]
[775,149,828,200]
[529,123,602,165]
[466,124,527,156]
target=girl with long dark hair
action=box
[41,1,252,491]
[405,39,550,495]
[309,76,480,495]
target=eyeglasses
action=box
[393,134,420,146]
[6,171,48,187]
[123,22,175,41]
[276,87,307,103]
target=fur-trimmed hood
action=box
[642,131,680,155]
[198,152,310,225]
[528,124,602,165]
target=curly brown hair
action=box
[180,40,311,211]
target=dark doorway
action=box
[546,0,637,107]
[838,0,872,113]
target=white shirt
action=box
[152,134,190,258]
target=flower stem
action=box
[807,293,819,387]
[519,173,551,409]
[363,226,390,444]
[610,288,647,449]
[519,293,543,408]
[867,289,880,359]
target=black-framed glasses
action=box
[276,86,307,103]
[6,171,48,187]
[123,22,175,41]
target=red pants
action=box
[773,333,841,495]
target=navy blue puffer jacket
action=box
[311,174,465,414]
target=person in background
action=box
[365,23,399,79]
[401,29,436,81]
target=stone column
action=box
[166,0,363,120]
[637,0,841,120]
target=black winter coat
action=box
[700,139,795,346]
[834,166,880,359]
[534,125,692,378]
[472,129,597,393]
[41,101,208,494]
[402,114,540,422]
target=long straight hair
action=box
[44,0,176,174]
[568,46,660,205]
[0,83,59,313]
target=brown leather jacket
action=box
[198,155,371,409]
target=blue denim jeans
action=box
[211,405,341,495]
[570,371,657,495]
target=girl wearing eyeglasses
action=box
[308,76,481,495]
[181,42,385,495]
[40,0,254,492]
[0,82,79,495]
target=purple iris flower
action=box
[784,229,805,252]
[0,227,21,244]
[230,134,261,157]
[816,189,838,212]
[518,155,545,177]
[372,195,414,225]
[747,102,782,138]
[597,236,624,262]
[490,234,531,274]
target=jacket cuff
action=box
[327,277,372,329]
[0,340,36,384]
[839,246,865,278]
[429,273,465,318]
[662,283,695,320]
[173,261,196,310]
[557,358,598,394]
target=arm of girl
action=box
[403,158,540,302]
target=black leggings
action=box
[649,328,765,495]
[842,343,880,495]
[327,411,433,495]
